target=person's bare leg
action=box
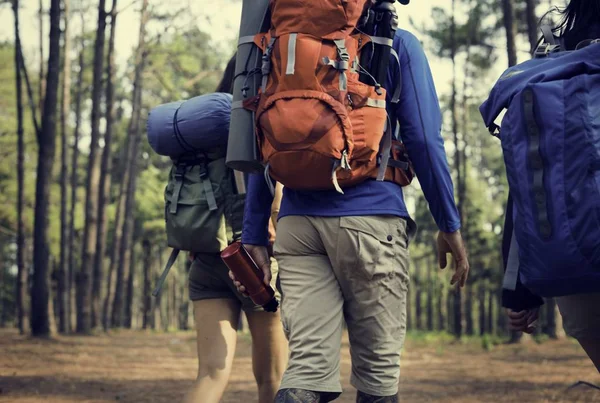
[182,299,240,403]
[246,309,289,403]
[576,338,600,373]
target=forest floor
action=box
[0,328,599,403]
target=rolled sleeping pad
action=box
[147,92,233,159]
[226,0,270,174]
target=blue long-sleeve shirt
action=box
[242,29,461,246]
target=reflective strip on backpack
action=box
[238,35,256,45]
[366,98,386,108]
[286,33,297,75]
[369,36,394,47]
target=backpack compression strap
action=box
[152,248,180,297]
[170,160,218,214]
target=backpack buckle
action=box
[534,42,560,58]
[198,164,209,180]
[174,164,186,180]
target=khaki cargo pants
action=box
[273,215,411,397]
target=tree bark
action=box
[526,0,539,53]
[478,285,486,335]
[124,239,136,328]
[142,239,152,329]
[57,0,71,334]
[415,286,422,331]
[502,0,518,67]
[107,151,128,328]
[179,259,191,330]
[38,0,45,116]
[426,258,434,331]
[437,285,445,331]
[68,19,85,332]
[450,0,463,339]
[93,0,118,329]
[544,298,558,338]
[31,0,61,337]
[487,289,494,334]
[77,0,107,334]
[112,0,149,328]
[13,0,29,336]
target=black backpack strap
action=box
[169,164,186,214]
[540,24,557,45]
[152,248,180,297]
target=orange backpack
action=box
[244,0,414,193]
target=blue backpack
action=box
[479,37,600,298]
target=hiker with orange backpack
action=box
[228,0,469,401]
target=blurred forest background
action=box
[0,0,568,344]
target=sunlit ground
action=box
[0,329,598,402]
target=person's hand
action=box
[437,230,470,287]
[507,308,539,334]
[188,252,195,262]
[228,244,271,297]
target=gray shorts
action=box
[556,292,600,340]
[188,252,280,313]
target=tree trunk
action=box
[478,285,486,335]
[142,239,152,329]
[153,249,163,330]
[179,259,191,330]
[465,285,474,336]
[57,0,71,335]
[406,286,412,331]
[487,288,494,334]
[437,285,445,331]
[31,0,61,337]
[92,0,118,330]
[13,0,29,336]
[38,0,45,116]
[124,240,136,328]
[77,0,107,334]
[502,0,518,67]
[112,0,149,327]
[450,0,463,339]
[415,287,422,331]
[544,298,558,338]
[108,156,129,328]
[526,0,539,53]
[426,259,434,331]
[103,143,128,329]
[68,23,85,332]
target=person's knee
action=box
[197,353,231,380]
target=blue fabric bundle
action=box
[147,92,232,158]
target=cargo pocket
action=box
[337,216,409,290]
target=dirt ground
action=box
[0,329,599,403]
